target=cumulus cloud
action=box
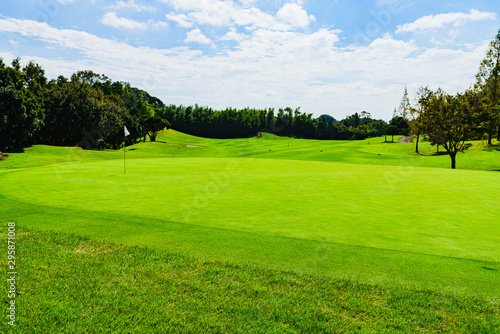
[166,12,193,28]
[396,9,496,33]
[277,3,316,29]
[160,0,298,31]
[101,12,147,29]
[185,28,214,47]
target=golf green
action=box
[2,157,499,263]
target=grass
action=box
[1,130,499,332]
[1,229,498,333]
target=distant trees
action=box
[161,106,386,141]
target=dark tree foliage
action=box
[161,105,385,140]
[0,61,44,151]
[389,116,410,136]
[40,68,170,149]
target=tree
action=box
[144,115,170,141]
[410,86,433,154]
[394,87,410,120]
[476,29,500,143]
[422,90,473,169]
[23,61,47,95]
[389,116,410,136]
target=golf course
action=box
[1,130,499,333]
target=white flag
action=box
[124,125,130,137]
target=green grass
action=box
[1,130,499,332]
[1,229,498,333]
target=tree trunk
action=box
[450,152,457,169]
[391,134,394,142]
[415,130,420,154]
[488,132,492,145]
[497,125,500,141]
[436,145,439,153]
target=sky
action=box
[0,0,499,121]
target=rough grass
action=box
[1,229,498,334]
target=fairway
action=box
[1,133,500,300]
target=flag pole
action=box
[124,125,130,175]
[124,130,126,175]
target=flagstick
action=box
[124,131,126,175]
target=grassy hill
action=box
[1,130,499,333]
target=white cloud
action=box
[101,12,147,30]
[396,9,496,33]
[101,12,167,30]
[220,28,247,42]
[110,0,154,12]
[160,0,293,31]
[185,28,214,47]
[277,3,316,29]
[239,0,256,6]
[166,12,194,28]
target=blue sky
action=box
[1,0,499,120]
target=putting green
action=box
[2,157,499,262]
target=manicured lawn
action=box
[0,130,499,332]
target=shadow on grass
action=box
[483,144,500,152]
[8,147,27,153]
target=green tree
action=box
[23,61,47,95]
[422,90,473,169]
[144,115,170,141]
[476,29,500,143]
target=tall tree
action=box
[410,86,433,154]
[476,29,500,143]
[394,87,411,121]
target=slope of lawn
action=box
[0,130,499,332]
[1,229,497,333]
[2,129,500,170]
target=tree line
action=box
[0,59,170,151]
[160,105,402,140]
